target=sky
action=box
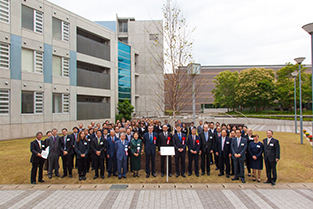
[50,0,313,66]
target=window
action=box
[22,91,43,114]
[0,42,9,69]
[53,93,69,113]
[52,56,69,77]
[0,0,10,23]
[52,18,69,42]
[0,89,9,114]
[22,5,43,34]
[21,48,43,73]
[119,21,128,33]
[149,34,159,40]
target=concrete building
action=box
[0,0,163,140]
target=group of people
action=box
[30,118,280,185]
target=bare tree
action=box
[146,0,207,128]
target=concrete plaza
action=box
[0,183,313,208]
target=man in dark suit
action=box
[187,128,201,177]
[143,126,157,178]
[263,130,280,185]
[231,129,247,183]
[46,128,61,179]
[173,125,187,177]
[158,125,173,177]
[188,122,196,136]
[199,124,214,176]
[44,131,52,172]
[164,120,172,133]
[115,133,129,179]
[197,120,204,135]
[70,127,79,169]
[91,130,107,179]
[154,121,163,135]
[59,128,74,178]
[107,130,118,177]
[30,132,46,184]
[215,130,232,178]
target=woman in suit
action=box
[130,132,142,177]
[248,134,264,182]
[182,123,188,135]
[75,131,89,181]
[139,122,146,139]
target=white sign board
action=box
[160,146,175,156]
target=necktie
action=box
[64,136,66,150]
[179,133,181,142]
[38,140,41,149]
[112,137,114,143]
[205,132,208,142]
[54,136,56,142]
[267,139,270,145]
[150,134,153,143]
[222,137,225,151]
[98,138,100,145]
[193,136,195,146]
[237,137,240,147]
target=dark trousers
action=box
[31,162,44,183]
[48,153,59,175]
[175,151,185,175]
[61,154,73,176]
[265,160,277,182]
[117,158,127,177]
[86,153,92,171]
[72,149,77,168]
[108,155,117,175]
[44,159,49,171]
[201,152,211,174]
[94,156,105,177]
[233,158,245,179]
[105,151,108,171]
[127,151,132,173]
[246,153,251,174]
[77,157,87,177]
[219,153,230,175]
[145,154,155,175]
[231,158,234,174]
[214,152,219,169]
[188,152,199,175]
[161,156,172,174]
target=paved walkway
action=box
[0,183,313,208]
[248,124,312,134]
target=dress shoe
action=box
[79,177,82,181]
[196,173,199,177]
[188,172,192,176]
[61,175,67,178]
[113,173,118,176]
[146,174,150,178]
[55,173,61,177]
[108,173,111,177]
[38,180,45,183]
[241,178,246,183]
[232,177,239,181]
[69,174,73,178]
[31,182,36,184]
[264,181,271,184]
[136,173,140,177]
[182,174,186,178]
[176,174,180,177]
[82,176,86,180]
[218,173,224,177]
[101,175,104,179]
[230,173,234,176]
[161,173,164,177]
[133,173,136,177]
[215,168,219,171]
[94,176,98,179]
[118,176,122,180]
[207,173,210,176]
[48,174,52,179]
[226,174,230,178]
[168,173,172,177]
[152,173,157,177]
[271,181,276,186]
[122,176,127,178]
[201,172,205,175]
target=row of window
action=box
[0,2,70,42]
[0,89,70,114]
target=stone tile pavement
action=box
[0,183,313,208]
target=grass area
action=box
[0,131,312,184]
[227,110,312,115]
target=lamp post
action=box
[187,63,201,123]
[302,23,313,146]
[294,57,305,144]
[291,71,298,134]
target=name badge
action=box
[270,143,274,146]
[226,142,229,144]
[67,138,70,141]
[88,139,91,141]
[210,136,212,139]
[84,142,87,145]
[100,142,103,145]
[42,145,45,147]
[256,145,260,148]
[241,143,244,146]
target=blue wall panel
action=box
[43,44,52,83]
[70,51,77,86]
[10,35,21,80]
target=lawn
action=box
[0,131,312,184]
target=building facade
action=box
[0,0,163,140]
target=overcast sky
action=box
[50,0,313,66]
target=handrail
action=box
[235,111,251,124]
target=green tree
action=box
[116,99,134,122]
[212,70,238,111]
[275,62,311,110]
[235,68,276,111]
